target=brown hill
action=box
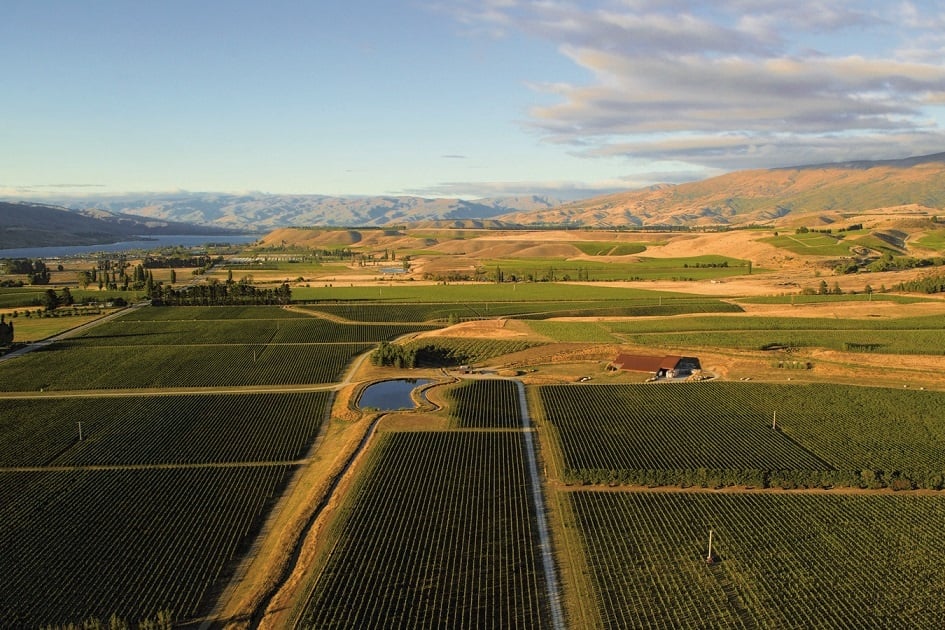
[501,152,945,228]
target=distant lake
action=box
[0,234,261,259]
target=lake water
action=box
[358,379,432,411]
[0,234,261,259]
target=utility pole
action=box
[78,422,83,441]
[706,529,715,564]
[772,410,777,431]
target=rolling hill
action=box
[500,152,945,229]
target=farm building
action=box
[611,353,701,379]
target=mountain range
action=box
[25,193,564,232]
[0,201,240,250]
[3,152,945,249]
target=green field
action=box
[762,231,856,256]
[447,379,523,428]
[538,383,945,489]
[479,255,752,282]
[0,392,329,466]
[299,431,551,628]
[298,294,742,323]
[116,305,311,320]
[602,313,945,354]
[915,228,945,251]
[572,242,649,256]
[0,466,294,626]
[527,320,622,343]
[568,492,945,629]
[0,342,371,390]
[70,316,433,345]
[5,260,945,629]
[0,305,438,390]
[0,305,341,626]
[401,337,544,368]
[735,293,929,305]
[293,282,697,303]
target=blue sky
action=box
[3,0,945,200]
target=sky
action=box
[3,0,945,200]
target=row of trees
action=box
[370,341,475,369]
[142,255,214,268]
[77,264,157,292]
[4,259,52,284]
[370,342,417,368]
[150,280,291,306]
[795,223,863,234]
[896,273,945,294]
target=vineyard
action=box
[602,313,945,354]
[476,255,751,282]
[0,304,439,390]
[117,305,311,321]
[0,342,372,389]
[71,314,434,345]
[447,379,523,428]
[7,271,945,630]
[293,282,685,303]
[299,302,479,323]
[0,465,294,626]
[567,491,945,629]
[299,431,552,628]
[299,297,741,323]
[0,305,345,626]
[401,337,544,367]
[538,383,945,488]
[0,392,329,466]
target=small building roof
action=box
[612,353,697,373]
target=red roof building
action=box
[612,353,701,378]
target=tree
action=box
[30,260,50,285]
[0,315,13,345]
[42,288,59,311]
[170,268,177,284]
[60,287,74,306]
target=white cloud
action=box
[444,0,945,171]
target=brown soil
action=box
[220,363,454,628]
[414,318,541,340]
[210,412,375,628]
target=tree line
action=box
[895,273,945,294]
[150,279,291,306]
[3,258,52,284]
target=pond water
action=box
[358,379,432,411]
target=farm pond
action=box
[358,379,432,411]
